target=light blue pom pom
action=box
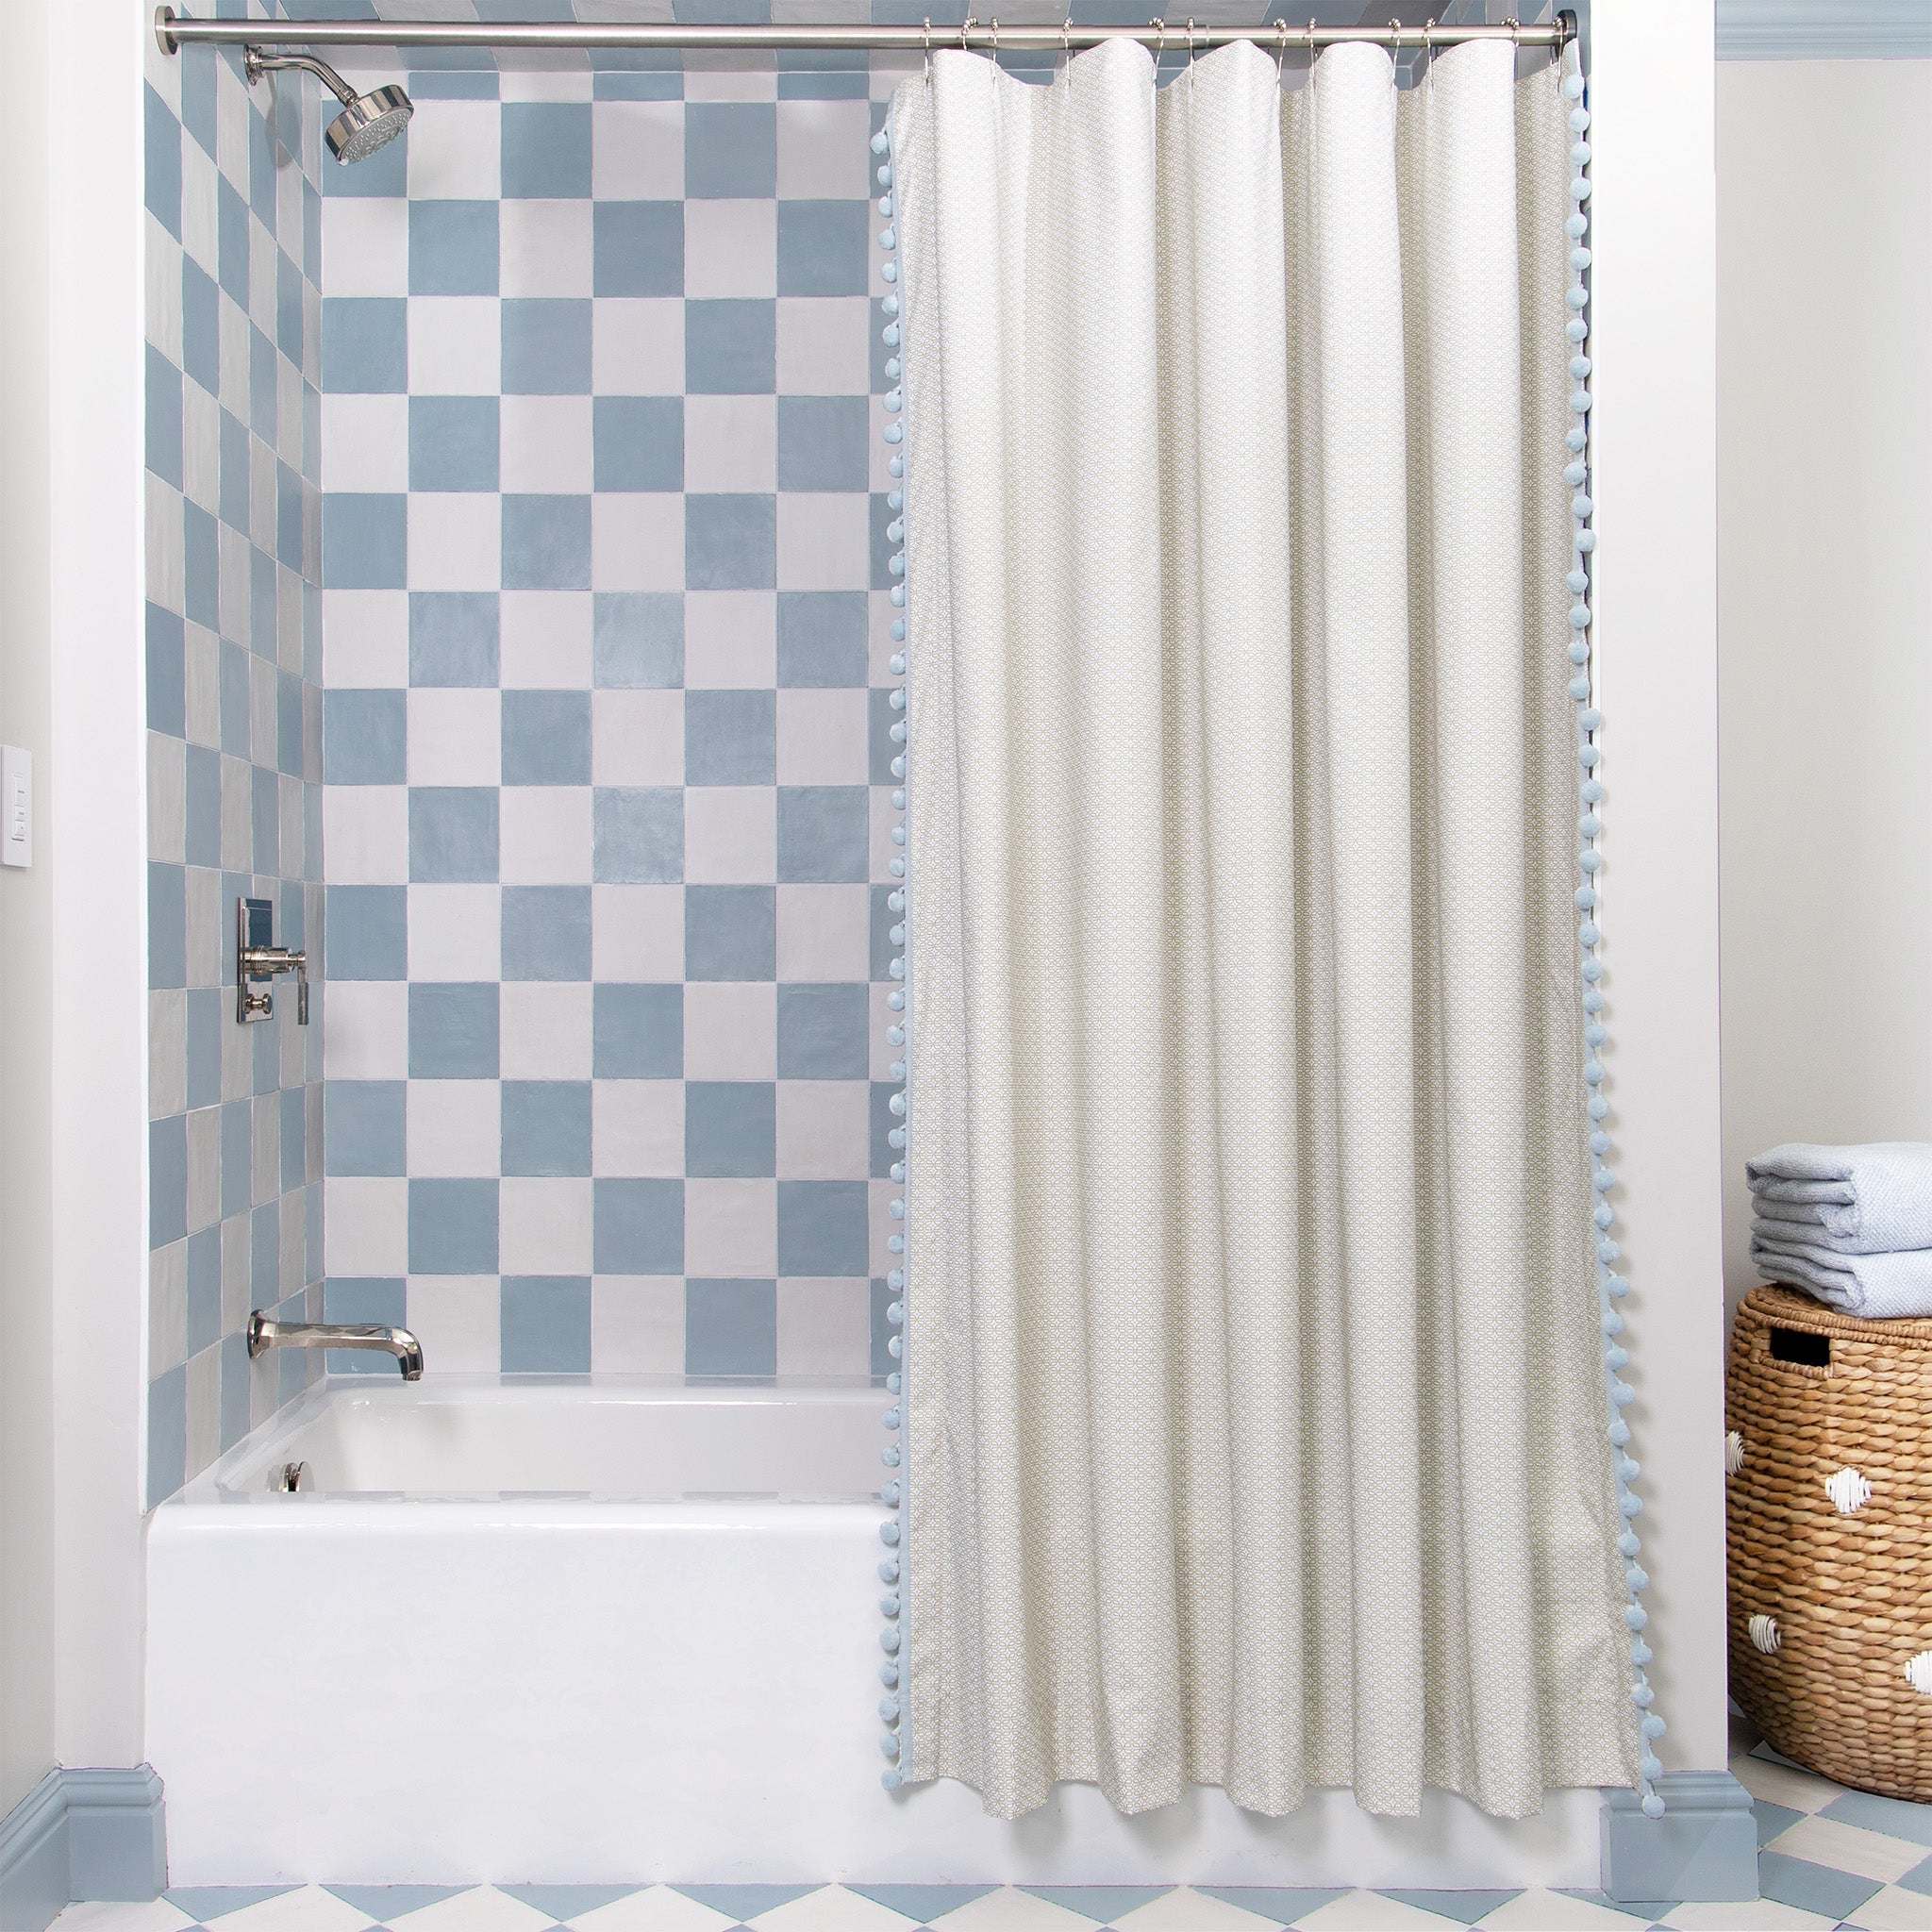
[880,1521,901,1547]
[1572,389,1592,412]
[889,455,903,477]
[1579,920,1600,946]
[887,1372,901,1393]
[1639,1753,1662,1780]
[890,684,907,708]
[882,1407,901,1430]
[882,1443,900,1466]
[1591,1129,1611,1154]
[1606,1342,1628,1368]
[891,921,906,944]
[886,1019,905,1041]
[879,1691,900,1718]
[1611,1381,1635,1408]
[890,856,906,877]
[884,389,903,414]
[1576,886,1597,910]
[1570,176,1592,204]
[890,825,907,848]
[1569,568,1590,594]
[1582,777,1604,802]
[878,228,896,251]
[879,194,893,217]
[1618,1530,1640,1557]
[889,717,906,741]
[1624,1605,1648,1630]
[1580,848,1603,874]
[1570,354,1591,380]
[1592,1158,1614,1185]
[1569,676,1591,701]
[1631,1683,1653,1707]
[888,1233,904,1253]
[882,292,899,316]
[883,422,902,444]
[1578,530,1597,553]
[1599,1239,1622,1262]
[890,1091,908,1117]
[883,322,900,348]
[1568,640,1591,665]
[1566,285,1589,311]
[890,585,906,608]
[891,755,906,779]
[1567,316,1589,342]
[888,1124,906,1147]
[1569,245,1591,271]
[1586,1024,1607,1049]
[889,490,904,512]
[1570,106,1590,132]
[888,1267,905,1291]
[1619,1493,1644,1521]
[872,128,890,153]
[1607,1271,1629,1294]
[1641,1714,1666,1739]
[891,1161,905,1183]
[1585,1060,1605,1085]
[881,260,898,282]
[879,1661,898,1686]
[1580,849,1602,872]
[890,654,907,675]
[1578,741,1600,767]
[1564,72,1585,99]
[1583,958,1604,982]
[1641,1793,1665,1820]
[882,1770,904,1792]
[888,517,906,542]
[879,1731,900,1756]
[1580,707,1603,732]
[1574,494,1594,520]
[1626,1564,1649,1591]
[881,1476,900,1503]
[1567,210,1588,237]
[1608,1421,1631,1446]
[1594,1202,1615,1229]
[1572,142,1591,168]
[890,617,907,642]
[1565,462,1588,488]
[1603,1307,1624,1335]
[1570,605,1592,630]
[1589,1095,1609,1120]
[879,1558,899,1584]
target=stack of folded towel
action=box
[1748,1142,1932,1318]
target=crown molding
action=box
[1717,0,1932,58]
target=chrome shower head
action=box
[242,47,413,165]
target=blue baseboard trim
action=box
[1717,0,1932,58]
[0,1768,166,1932]
[1602,1770,1758,1904]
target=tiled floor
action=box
[55,1724,1932,1932]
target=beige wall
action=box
[1716,60,1932,1323]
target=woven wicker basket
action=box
[1727,1284,1932,1800]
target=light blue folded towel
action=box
[1750,1234,1932,1319]
[1744,1141,1932,1256]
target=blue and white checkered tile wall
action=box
[315,49,908,1382]
[143,7,327,1508]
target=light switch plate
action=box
[1,745,29,868]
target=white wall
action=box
[1715,59,1932,1320]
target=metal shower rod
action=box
[156,7,1571,56]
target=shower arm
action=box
[242,45,362,107]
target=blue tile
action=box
[409,1177,500,1274]
[686,493,776,591]
[685,688,775,787]
[496,1890,640,1923]
[149,1113,189,1248]
[779,69,870,98]
[144,86,181,240]
[324,118,409,196]
[148,861,186,990]
[323,297,408,394]
[410,591,501,687]
[502,690,591,786]
[409,787,500,882]
[685,103,776,199]
[325,1081,407,1176]
[593,591,684,688]
[220,640,249,752]
[501,299,592,395]
[408,981,501,1078]
[502,884,592,980]
[673,1891,813,1925]
[777,1179,868,1274]
[1184,1891,1353,1927]
[1022,1891,1174,1925]
[502,102,592,198]
[182,257,220,395]
[502,493,592,591]
[147,603,186,737]
[321,1892,468,1923]
[324,689,407,785]
[777,786,868,883]
[776,396,867,492]
[592,787,683,884]
[502,1081,593,1177]
[685,1279,777,1375]
[687,1082,776,1177]
[325,884,408,981]
[1754,1798,1807,1847]
[164,1890,300,1924]
[591,71,685,100]
[1375,1891,1518,1925]
[777,201,870,297]
[591,201,684,298]
[776,983,868,1077]
[593,1176,683,1274]
[183,502,219,628]
[501,1276,593,1373]
[776,591,865,688]
[322,1277,408,1374]
[409,394,500,492]
[592,395,683,491]
[1757,1854,1880,1921]
[1821,1790,1932,1849]
[591,983,684,1078]
[276,669,304,777]
[217,176,250,307]
[685,886,775,982]
[686,300,776,395]
[409,199,500,296]
[220,1098,253,1220]
[324,492,408,589]
[247,99,276,225]
[147,1364,188,1507]
[146,343,183,487]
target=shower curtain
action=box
[886,37,1639,1822]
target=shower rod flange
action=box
[156,6,1571,58]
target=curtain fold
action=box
[892,36,1636,1824]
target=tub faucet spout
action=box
[248,1311,425,1379]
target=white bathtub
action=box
[146,1378,1605,1887]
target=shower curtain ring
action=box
[1507,14,1522,45]
[959,14,974,52]
[923,15,932,83]
[1151,17,1165,68]
[1274,14,1289,79]
[990,15,998,57]
[1184,17,1197,69]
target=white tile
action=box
[775,99,873,200]
[207,1890,375,1932]
[408,688,503,788]
[324,982,409,1081]
[408,883,503,981]
[324,787,409,885]
[406,1274,502,1374]
[390,1891,553,1932]
[1474,1890,1640,1930]
[592,493,685,592]
[501,591,594,690]
[410,493,503,593]
[496,64,595,103]
[500,1176,594,1275]
[750,1887,917,1932]
[685,787,776,885]
[684,1177,777,1276]
[1110,1895,1282,1932]
[181,383,219,512]
[1842,1884,1932,1931]
[501,980,594,1077]
[1731,1752,1844,1815]
[501,395,595,494]
[53,1902,196,1932]
[686,200,777,300]
[777,689,868,786]
[592,883,684,980]
[1297,1894,1471,1931]
[591,102,685,200]
[777,493,870,591]
[1655,1903,1836,1931]
[593,689,683,787]
[776,1081,869,1179]
[501,787,595,884]
[408,99,502,199]
[1767,1811,1925,1883]
[592,1080,684,1178]
[408,1080,504,1179]
[685,591,775,688]
[681,55,777,101]
[323,591,410,689]
[591,1275,685,1371]
[685,980,775,1078]
[777,884,870,981]
[502,199,593,300]
[775,1277,869,1375]
[775,297,872,399]
[685,395,776,493]
[324,394,411,495]
[923,1894,1092,1932]
[408,297,503,396]
[568,1886,735,1932]
[322,197,411,298]
[592,298,685,397]
[325,1178,409,1275]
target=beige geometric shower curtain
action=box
[891,37,1639,1823]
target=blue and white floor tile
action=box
[54,1725,1932,1932]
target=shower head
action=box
[242,47,413,165]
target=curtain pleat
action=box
[893,35,1636,1824]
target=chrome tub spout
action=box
[248,1311,425,1380]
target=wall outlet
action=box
[1,745,28,868]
